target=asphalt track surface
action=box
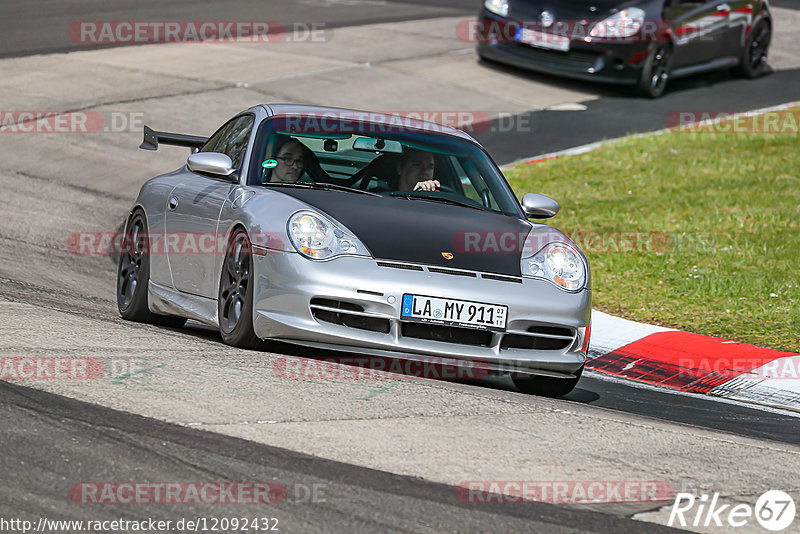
[3,0,797,60]
[1,380,681,534]
[2,1,800,533]
[2,0,797,163]
[0,0,475,59]
[475,66,800,162]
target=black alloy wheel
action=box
[218,228,261,349]
[736,20,771,78]
[117,210,186,327]
[639,43,671,98]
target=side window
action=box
[201,115,254,169]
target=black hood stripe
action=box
[277,189,532,276]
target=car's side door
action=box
[715,0,761,59]
[165,114,254,298]
[665,0,732,67]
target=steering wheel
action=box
[409,183,457,193]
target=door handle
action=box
[168,197,178,211]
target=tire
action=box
[218,228,261,349]
[735,20,771,78]
[638,43,671,98]
[512,366,584,397]
[117,210,187,328]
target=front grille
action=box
[481,273,522,283]
[530,325,573,337]
[310,298,390,333]
[501,325,575,351]
[311,298,362,312]
[376,261,424,271]
[428,267,476,277]
[401,322,493,347]
[509,43,602,70]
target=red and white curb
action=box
[589,310,800,413]
[497,102,800,413]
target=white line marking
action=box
[546,103,588,111]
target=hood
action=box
[276,188,533,276]
[509,0,629,21]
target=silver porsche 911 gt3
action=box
[117,104,591,396]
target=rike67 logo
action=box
[669,490,796,531]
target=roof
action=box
[258,103,478,143]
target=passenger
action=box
[270,138,306,182]
[397,148,440,191]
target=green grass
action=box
[505,110,800,352]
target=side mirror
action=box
[187,152,235,178]
[521,193,559,219]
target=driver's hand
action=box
[412,180,440,191]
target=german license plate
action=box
[515,27,570,52]
[401,294,507,331]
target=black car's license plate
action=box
[515,27,570,52]
[401,294,507,331]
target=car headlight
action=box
[589,8,645,39]
[484,0,509,17]
[287,211,370,260]
[521,242,587,291]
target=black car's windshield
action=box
[249,113,522,216]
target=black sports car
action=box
[475,0,772,97]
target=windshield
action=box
[248,114,523,216]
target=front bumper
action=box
[252,251,591,377]
[476,11,654,86]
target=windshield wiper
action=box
[390,193,485,211]
[266,182,381,197]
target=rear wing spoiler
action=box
[139,125,208,151]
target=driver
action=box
[270,137,306,182]
[397,149,440,191]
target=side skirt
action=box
[670,56,739,80]
[149,281,218,327]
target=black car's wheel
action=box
[218,228,261,349]
[735,20,771,78]
[512,366,584,397]
[117,210,186,327]
[638,43,671,98]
